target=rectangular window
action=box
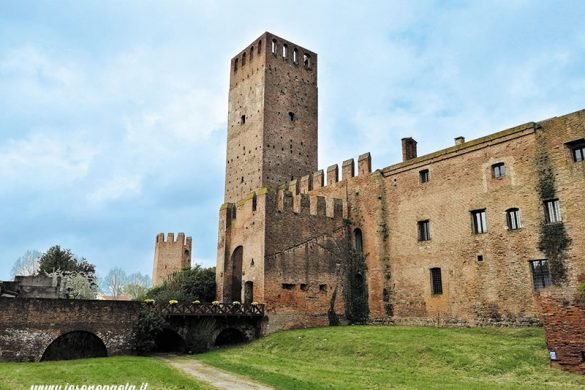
[418,220,431,241]
[471,209,487,234]
[506,208,521,230]
[544,199,562,223]
[430,268,443,295]
[492,162,506,178]
[566,139,585,162]
[419,169,429,183]
[529,260,551,291]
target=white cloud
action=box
[86,175,143,206]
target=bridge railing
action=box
[147,302,265,317]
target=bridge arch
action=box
[154,328,186,353]
[41,330,107,361]
[214,327,246,346]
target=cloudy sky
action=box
[1,1,584,281]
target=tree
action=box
[123,273,152,300]
[38,245,96,276]
[145,265,216,302]
[101,267,127,298]
[37,245,98,299]
[10,250,42,278]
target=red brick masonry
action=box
[538,287,585,375]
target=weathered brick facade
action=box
[217,32,585,332]
[152,232,192,287]
[537,287,585,374]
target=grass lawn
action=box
[0,355,213,390]
[197,326,585,389]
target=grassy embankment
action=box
[0,355,212,390]
[197,326,585,389]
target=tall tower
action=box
[152,232,192,287]
[224,32,318,203]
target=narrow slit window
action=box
[282,44,288,58]
[242,52,246,66]
[430,268,443,295]
[288,112,295,121]
[234,58,238,73]
[241,115,246,124]
[271,39,277,54]
[293,48,298,63]
[250,47,254,62]
[258,40,262,54]
[506,208,521,230]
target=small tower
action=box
[152,232,192,287]
[224,32,318,203]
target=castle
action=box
[152,232,192,287]
[214,32,585,331]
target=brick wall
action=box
[537,287,585,374]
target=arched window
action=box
[303,53,311,68]
[271,39,277,54]
[354,228,363,253]
[293,48,298,63]
[282,44,288,58]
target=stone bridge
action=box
[0,298,265,362]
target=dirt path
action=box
[160,355,275,390]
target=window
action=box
[258,40,262,54]
[241,115,246,124]
[234,58,238,73]
[529,260,551,291]
[354,228,363,253]
[293,48,298,63]
[242,52,246,66]
[544,199,562,223]
[430,268,442,295]
[288,112,295,121]
[471,209,487,234]
[566,139,585,162]
[419,169,429,183]
[492,162,506,178]
[303,53,311,68]
[250,47,254,62]
[271,39,277,54]
[417,220,431,241]
[506,208,522,230]
[282,283,295,290]
[282,44,288,58]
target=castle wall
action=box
[263,192,347,331]
[152,233,192,287]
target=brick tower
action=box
[224,32,318,203]
[152,232,192,287]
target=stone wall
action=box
[538,287,585,375]
[0,298,142,362]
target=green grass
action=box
[0,356,212,390]
[197,326,585,389]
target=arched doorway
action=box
[244,281,253,304]
[41,331,107,361]
[225,246,243,302]
[215,328,246,346]
[154,328,186,353]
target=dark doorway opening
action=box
[41,331,107,361]
[228,246,243,301]
[215,328,246,347]
[154,328,186,353]
[244,281,253,304]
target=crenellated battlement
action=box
[155,232,192,246]
[275,188,346,219]
[279,152,373,195]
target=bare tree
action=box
[10,250,42,278]
[101,267,128,298]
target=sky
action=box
[1,0,585,281]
